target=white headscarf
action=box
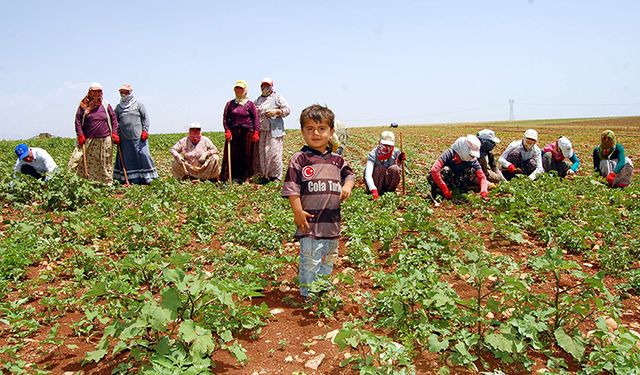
[451,135,481,162]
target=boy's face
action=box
[301,119,334,152]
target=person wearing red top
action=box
[220,80,260,183]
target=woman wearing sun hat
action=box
[429,135,489,200]
[363,130,406,199]
[593,130,633,188]
[113,83,158,184]
[498,129,544,181]
[221,80,259,183]
[253,77,291,183]
[170,122,220,181]
[476,129,505,184]
[69,82,119,184]
[542,136,580,178]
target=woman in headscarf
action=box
[498,129,544,181]
[114,83,158,184]
[476,129,505,184]
[253,77,291,183]
[593,130,633,188]
[220,80,259,183]
[542,136,580,178]
[69,82,119,184]
[428,135,489,201]
[170,122,220,181]
[363,130,406,200]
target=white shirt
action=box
[498,140,543,180]
[14,147,58,178]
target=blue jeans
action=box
[298,237,339,297]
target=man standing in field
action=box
[282,104,355,298]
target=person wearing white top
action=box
[13,143,58,180]
[498,129,544,181]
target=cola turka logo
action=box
[302,166,315,179]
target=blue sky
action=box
[1,0,638,140]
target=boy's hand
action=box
[340,184,353,201]
[294,210,314,234]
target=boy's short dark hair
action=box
[299,104,335,129]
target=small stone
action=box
[485,312,494,320]
[487,275,497,282]
[326,329,340,343]
[284,355,294,363]
[605,317,618,332]
[305,353,326,370]
[396,217,405,222]
[583,263,594,268]
[344,352,352,359]
[592,244,600,251]
[342,267,355,275]
[537,368,549,374]
[270,308,285,315]
[278,285,291,293]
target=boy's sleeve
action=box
[340,159,355,183]
[282,153,302,197]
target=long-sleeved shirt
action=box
[364,147,401,191]
[170,136,218,166]
[430,149,488,194]
[75,103,118,138]
[115,99,149,140]
[13,147,58,178]
[498,140,544,180]
[223,100,259,132]
[543,143,580,172]
[593,143,627,174]
[255,92,290,138]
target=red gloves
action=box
[442,186,453,199]
[77,134,86,146]
[371,189,379,200]
[141,131,149,142]
[606,172,616,185]
[252,131,260,143]
[507,164,516,173]
[397,152,406,163]
[225,130,232,141]
[481,191,489,200]
[112,133,120,145]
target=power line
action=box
[517,102,640,107]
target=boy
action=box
[282,105,355,298]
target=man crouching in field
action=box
[282,104,355,298]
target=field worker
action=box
[13,143,58,180]
[476,129,505,184]
[114,83,158,184]
[593,130,634,188]
[69,82,119,184]
[328,120,348,155]
[542,136,580,178]
[253,77,291,183]
[363,130,406,200]
[282,104,355,298]
[429,135,489,201]
[221,80,260,183]
[170,122,221,181]
[498,129,543,181]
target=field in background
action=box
[0,116,639,374]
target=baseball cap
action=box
[234,80,248,89]
[524,129,538,141]
[119,83,133,92]
[380,131,395,146]
[89,82,103,90]
[476,129,501,143]
[261,77,273,86]
[186,122,202,131]
[15,143,29,160]
[557,136,574,158]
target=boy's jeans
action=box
[299,237,339,297]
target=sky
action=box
[0,0,639,140]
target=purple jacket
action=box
[75,104,119,138]
[223,100,259,132]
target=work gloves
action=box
[77,134,86,146]
[141,131,149,142]
[252,131,260,143]
[112,133,120,145]
[225,130,232,141]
